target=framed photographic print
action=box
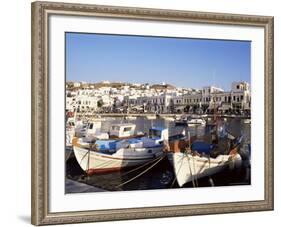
[31,1,274,225]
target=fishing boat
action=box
[175,115,188,126]
[186,118,206,126]
[175,116,206,126]
[72,127,171,174]
[161,116,175,121]
[171,135,243,187]
[125,115,137,120]
[243,118,251,124]
[73,142,164,174]
[146,115,157,120]
[91,115,106,121]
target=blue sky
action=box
[66,32,251,90]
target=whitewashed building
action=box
[75,95,98,112]
[66,81,250,114]
[172,82,251,113]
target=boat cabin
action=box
[75,120,102,138]
[109,123,137,138]
[149,127,169,142]
[85,121,102,135]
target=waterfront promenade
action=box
[75,112,251,119]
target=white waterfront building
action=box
[65,81,251,114]
[172,81,251,113]
[75,95,98,112]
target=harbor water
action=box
[65,117,251,193]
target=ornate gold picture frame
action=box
[31,1,273,225]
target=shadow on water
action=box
[66,117,251,193]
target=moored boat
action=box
[125,116,137,120]
[173,147,242,187]
[146,115,157,120]
[73,140,164,174]
[175,116,206,126]
[73,127,170,174]
[73,127,186,174]
[186,118,206,126]
[243,118,251,124]
[161,116,175,121]
[171,136,243,187]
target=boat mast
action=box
[211,89,218,144]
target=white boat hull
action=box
[73,145,163,174]
[146,115,156,120]
[173,152,242,187]
[187,119,206,126]
[243,119,251,124]
[187,122,206,127]
[162,117,175,121]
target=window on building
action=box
[237,85,240,89]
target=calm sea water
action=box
[65,117,251,193]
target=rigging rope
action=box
[115,155,166,188]
[121,155,165,177]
